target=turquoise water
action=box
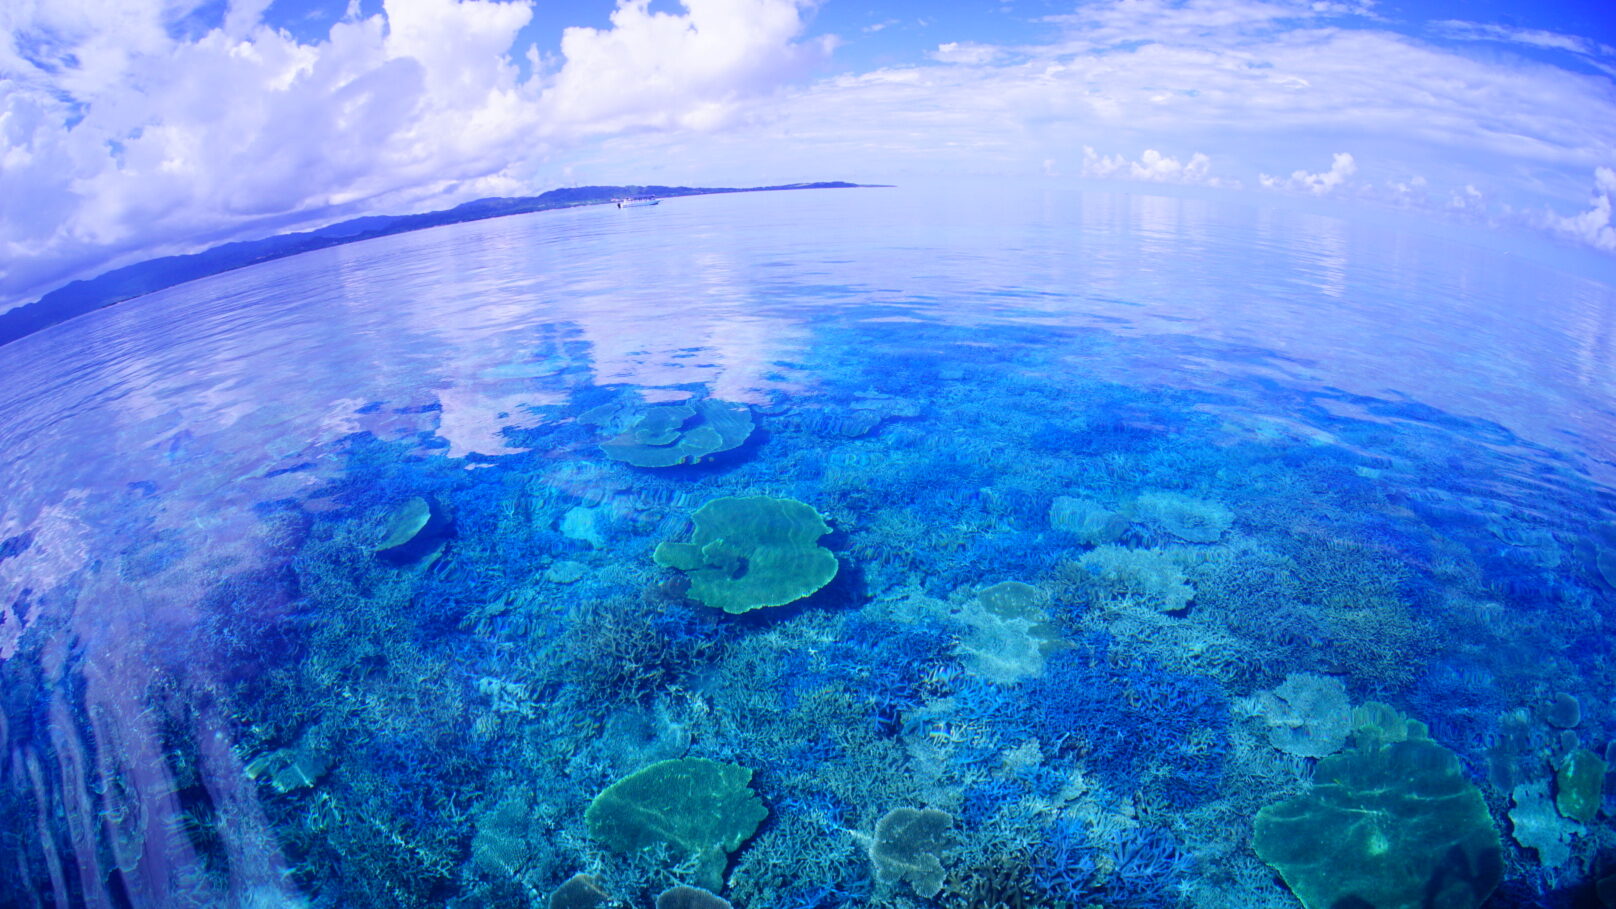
[1,185,1614,908]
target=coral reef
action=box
[1254,705,1502,909]
[654,496,839,613]
[1241,673,1353,758]
[594,400,755,468]
[869,807,956,898]
[40,303,1611,909]
[585,757,768,891]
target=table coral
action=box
[585,757,768,891]
[1243,672,1353,758]
[1254,704,1501,909]
[597,400,754,467]
[654,496,839,613]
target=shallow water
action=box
[1,185,1614,908]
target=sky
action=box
[3,0,1616,311]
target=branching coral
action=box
[561,598,727,709]
[1026,636,1230,808]
[1077,545,1195,614]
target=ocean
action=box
[1,184,1613,908]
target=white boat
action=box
[616,197,659,208]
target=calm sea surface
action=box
[1,186,1614,908]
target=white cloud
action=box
[539,0,833,135]
[1548,166,1616,252]
[1431,20,1613,58]
[1081,146,1228,186]
[1449,183,1482,210]
[9,0,1616,309]
[1044,0,1376,50]
[0,0,826,310]
[1260,152,1357,194]
[931,42,1005,65]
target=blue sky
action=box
[3,0,1615,311]
[204,0,1616,79]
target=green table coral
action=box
[1254,705,1501,909]
[373,495,452,565]
[585,758,768,891]
[654,496,838,613]
[597,400,754,468]
[1557,748,1607,823]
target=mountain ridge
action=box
[1,181,878,347]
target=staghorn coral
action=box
[560,597,727,710]
[1026,637,1230,809]
[1077,545,1195,614]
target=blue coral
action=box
[1098,826,1192,907]
[1031,819,1098,902]
[823,615,951,736]
[1026,635,1229,808]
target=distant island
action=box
[0,181,878,347]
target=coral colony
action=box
[132,328,1611,909]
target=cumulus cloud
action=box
[1260,152,1357,194]
[1548,167,1616,252]
[541,0,834,134]
[1081,147,1230,186]
[0,0,826,309]
[10,0,1616,307]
